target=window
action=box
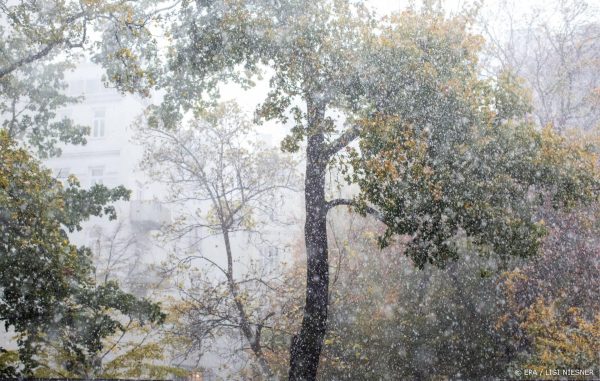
[260,246,279,272]
[68,80,84,95]
[86,79,100,94]
[90,166,104,186]
[92,109,106,138]
[88,225,103,255]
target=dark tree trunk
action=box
[288,125,330,380]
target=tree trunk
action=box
[222,228,276,379]
[288,129,329,380]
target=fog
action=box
[1,0,599,380]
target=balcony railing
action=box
[129,200,171,231]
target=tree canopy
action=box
[2,0,599,378]
[0,130,164,376]
[0,0,159,156]
[93,1,600,378]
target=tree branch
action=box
[323,124,361,158]
[326,198,385,223]
[0,41,60,79]
[0,10,86,79]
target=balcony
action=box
[129,200,171,231]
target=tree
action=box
[139,101,298,378]
[0,0,163,156]
[478,3,600,372]
[1,1,168,375]
[0,60,89,158]
[518,300,600,372]
[498,201,600,375]
[480,0,600,133]
[0,130,164,376]
[30,220,185,379]
[269,209,518,380]
[99,1,600,379]
[89,220,141,286]
[0,0,162,81]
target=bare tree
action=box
[139,101,299,379]
[480,0,600,132]
[89,221,140,285]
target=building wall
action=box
[37,60,302,377]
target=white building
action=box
[41,59,302,379]
[44,60,172,297]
